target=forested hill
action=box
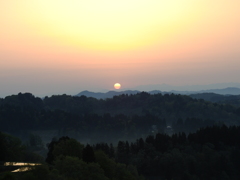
[76,87,240,99]
[1,92,240,124]
[189,93,240,107]
[1,92,240,142]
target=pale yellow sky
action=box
[0,0,240,96]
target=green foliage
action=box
[114,164,135,180]
[19,165,50,180]
[45,137,144,180]
[31,165,50,180]
[19,172,36,180]
[95,151,116,179]
[46,136,84,164]
[0,132,24,161]
[85,163,109,180]
[3,125,240,179]
[54,156,86,179]
[0,172,16,180]
[54,156,109,180]
[109,125,240,179]
[53,138,83,159]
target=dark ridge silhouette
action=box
[76,87,240,99]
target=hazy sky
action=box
[1,0,240,97]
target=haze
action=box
[1,0,240,97]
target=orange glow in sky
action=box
[0,0,240,96]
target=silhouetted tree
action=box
[82,144,96,163]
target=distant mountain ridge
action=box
[76,87,240,99]
[76,90,140,99]
[133,82,240,91]
[169,87,240,95]
[200,87,240,95]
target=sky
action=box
[1,0,240,97]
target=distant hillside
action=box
[1,92,240,143]
[76,90,140,99]
[190,93,240,107]
[45,92,240,126]
[199,87,240,95]
[170,87,240,95]
[189,93,226,102]
[76,87,240,99]
[133,82,240,92]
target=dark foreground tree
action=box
[82,144,96,163]
[46,136,84,164]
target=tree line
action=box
[2,125,240,179]
[0,133,144,180]
[96,125,240,180]
[1,92,240,142]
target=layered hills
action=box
[1,91,240,144]
[76,87,240,99]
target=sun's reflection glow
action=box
[4,162,41,172]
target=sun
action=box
[114,83,121,90]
